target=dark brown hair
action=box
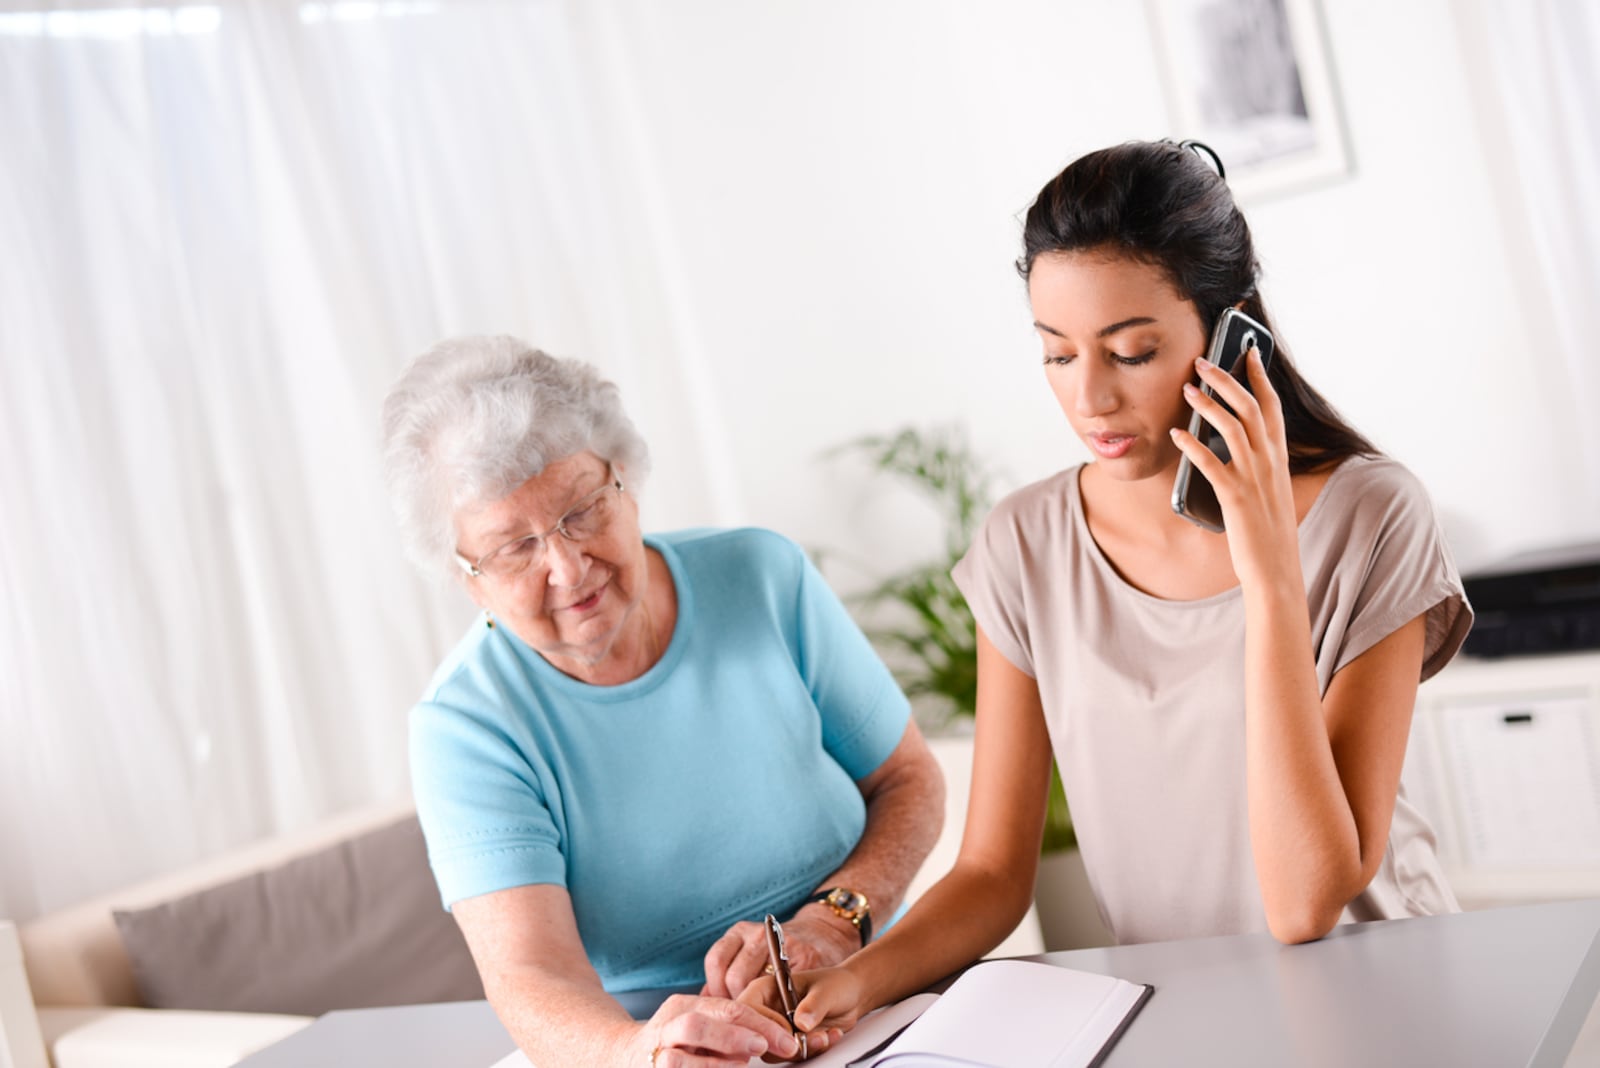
[1018,140,1376,472]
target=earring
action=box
[484,610,496,630]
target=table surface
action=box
[233,898,1600,1068]
[1027,897,1600,1067]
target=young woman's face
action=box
[1028,249,1209,482]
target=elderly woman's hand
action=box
[627,993,805,1067]
[700,912,861,1001]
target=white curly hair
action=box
[381,335,651,579]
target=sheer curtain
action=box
[1456,1,1600,524]
[0,0,736,920]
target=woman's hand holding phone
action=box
[1169,346,1302,593]
[1171,308,1276,532]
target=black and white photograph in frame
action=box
[1147,0,1351,200]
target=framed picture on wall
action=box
[1147,0,1351,200]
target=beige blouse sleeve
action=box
[952,482,1047,680]
[1312,458,1474,682]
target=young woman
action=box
[747,139,1473,1039]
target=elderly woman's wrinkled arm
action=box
[702,719,945,999]
[453,883,805,1066]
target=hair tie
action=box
[1165,138,1226,180]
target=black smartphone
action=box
[1170,307,1275,532]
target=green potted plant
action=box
[825,425,1074,853]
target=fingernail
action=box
[1169,428,1180,438]
[749,1037,772,1056]
[1182,383,1198,395]
[777,1032,800,1056]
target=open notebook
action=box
[490,958,1151,1068]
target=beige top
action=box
[953,455,1473,944]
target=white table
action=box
[234,899,1600,1067]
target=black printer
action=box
[1460,541,1600,658]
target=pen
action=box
[763,913,808,1060]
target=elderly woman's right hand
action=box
[627,993,804,1066]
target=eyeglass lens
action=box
[479,481,617,576]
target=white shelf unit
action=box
[1406,651,1600,909]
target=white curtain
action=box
[1457,0,1600,517]
[0,0,737,921]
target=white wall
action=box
[603,0,1596,581]
[5,0,1596,920]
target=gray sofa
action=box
[2,798,482,1068]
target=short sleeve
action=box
[792,547,911,780]
[1330,461,1474,682]
[409,696,566,909]
[952,496,1036,678]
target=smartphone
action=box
[1170,307,1275,532]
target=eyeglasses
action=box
[455,464,625,579]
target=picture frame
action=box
[1146,0,1351,201]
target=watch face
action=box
[830,889,866,914]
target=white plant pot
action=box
[1033,847,1114,952]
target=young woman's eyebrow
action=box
[1032,315,1159,340]
[1097,316,1157,338]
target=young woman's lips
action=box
[1088,432,1136,459]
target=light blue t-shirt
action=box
[409,528,910,993]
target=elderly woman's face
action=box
[455,451,648,669]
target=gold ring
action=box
[763,963,776,975]
[650,1044,663,1067]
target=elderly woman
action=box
[381,335,943,1067]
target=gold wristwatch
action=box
[806,887,872,946]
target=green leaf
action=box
[819,424,1071,851]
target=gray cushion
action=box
[113,815,484,1014]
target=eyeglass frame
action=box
[454,462,625,579]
